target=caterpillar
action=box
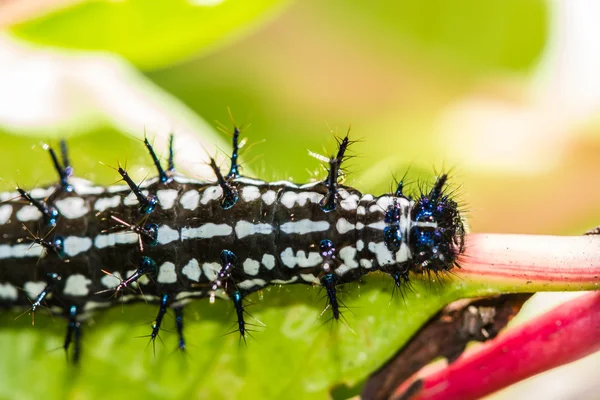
[0,128,465,363]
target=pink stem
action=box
[396,291,600,400]
[458,234,600,289]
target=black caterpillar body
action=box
[0,130,465,362]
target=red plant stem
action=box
[396,291,600,400]
[458,234,600,289]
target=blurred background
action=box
[0,0,599,399]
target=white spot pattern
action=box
[181,224,232,239]
[280,219,329,235]
[55,197,90,219]
[261,190,277,205]
[63,274,92,296]
[202,262,221,281]
[63,236,93,257]
[24,281,46,298]
[182,259,201,282]
[157,225,180,244]
[180,190,200,210]
[243,258,260,276]
[241,186,261,202]
[201,186,222,204]
[157,262,178,284]
[16,206,42,222]
[0,283,18,300]
[94,232,139,249]
[235,221,273,239]
[94,195,121,212]
[157,189,179,209]
[0,205,12,224]
[336,218,356,234]
[261,254,275,270]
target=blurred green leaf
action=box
[329,0,548,72]
[9,0,290,70]
[0,271,512,400]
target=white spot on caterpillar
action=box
[280,248,296,268]
[396,243,411,263]
[107,185,128,193]
[157,225,180,244]
[356,206,366,215]
[16,205,42,222]
[235,221,273,239]
[55,197,90,219]
[280,248,322,268]
[356,222,365,230]
[63,236,92,257]
[63,274,92,297]
[238,279,267,290]
[30,188,53,199]
[174,176,206,185]
[415,221,438,229]
[271,277,298,284]
[94,232,139,249]
[0,282,18,300]
[335,264,353,276]
[280,192,297,208]
[261,254,275,270]
[339,246,358,268]
[360,259,373,269]
[202,262,221,281]
[71,177,104,195]
[201,186,223,204]
[280,219,329,235]
[243,258,260,276]
[234,177,266,186]
[241,186,261,202]
[369,242,395,266]
[101,271,122,289]
[157,262,177,284]
[338,189,359,210]
[94,195,121,212]
[157,189,178,209]
[299,273,319,284]
[270,180,299,188]
[261,190,277,205]
[336,218,355,234]
[24,281,46,298]
[356,240,364,251]
[367,222,386,230]
[0,243,44,259]
[280,191,322,208]
[0,205,12,224]
[181,223,232,239]
[182,259,201,282]
[180,190,200,210]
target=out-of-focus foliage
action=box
[10,0,289,69]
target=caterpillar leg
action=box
[63,305,82,364]
[174,306,186,351]
[146,294,169,353]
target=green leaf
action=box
[0,275,501,399]
[9,0,290,70]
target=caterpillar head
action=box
[409,175,465,273]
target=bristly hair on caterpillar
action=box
[0,125,465,363]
